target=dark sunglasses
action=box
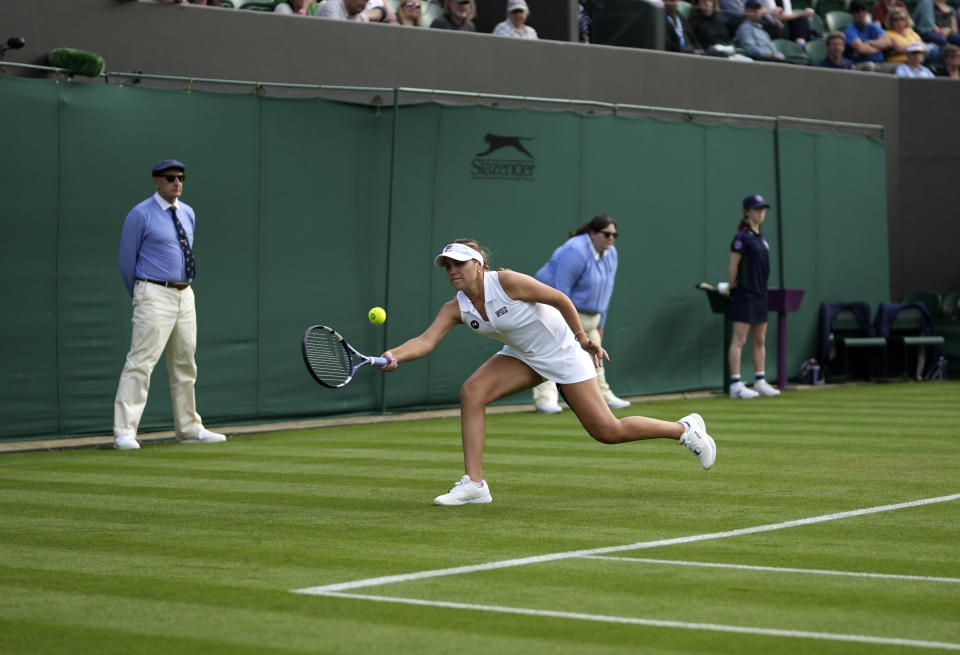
[599,230,618,239]
[401,1,420,6]
[161,174,185,183]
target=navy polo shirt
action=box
[731,228,770,296]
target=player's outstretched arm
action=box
[380,299,461,371]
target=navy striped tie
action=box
[170,206,196,282]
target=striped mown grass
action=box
[1,381,958,654]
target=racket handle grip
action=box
[371,356,392,367]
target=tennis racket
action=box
[301,325,391,389]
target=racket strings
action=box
[304,330,352,386]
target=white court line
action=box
[314,591,960,651]
[582,556,960,584]
[294,493,960,594]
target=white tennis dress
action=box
[456,271,597,384]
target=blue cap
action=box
[151,159,186,176]
[742,193,770,209]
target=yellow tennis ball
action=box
[368,306,386,325]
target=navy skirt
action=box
[731,290,769,324]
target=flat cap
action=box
[151,159,186,175]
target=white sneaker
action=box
[180,428,227,444]
[604,394,631,410]
[678,413,716,470]
[729,381,759,399]
[113,434,140,450]
[754,379,781,397]
[534,401,563,414]
[433,475,493,506]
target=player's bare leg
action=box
[459,354,542,481]
[561,378,683,444]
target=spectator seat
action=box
[805,37,826,63]
[825,10,853,31]
[774,38,812,63]
[874,301,944,379]
[820,301,887,381]
[901,289,942,317]
[941,290,960,319]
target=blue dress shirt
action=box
[118,192,196,296]
[535,233,618,327]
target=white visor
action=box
[434,242,484,267]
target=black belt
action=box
[136,277,190,290]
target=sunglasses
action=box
[599,230,618,239]
[401,1,420,6]
[161,174,185,183]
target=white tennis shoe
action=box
[678,413,717,470]
[433,475,493,506]
[180,429,227,444]
[754,379,781,396]
[729,381,759,399]
[604,394,631,410]
[113,434,140,450]
[534,401,563,414]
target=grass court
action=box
[1,381,958,653]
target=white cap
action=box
[507,0,529,12]
[434,242,485,267]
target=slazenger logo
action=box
[471,133,535,181]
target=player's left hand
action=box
[579,338,610,368]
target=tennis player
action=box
[379,239,716,506]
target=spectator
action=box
[689,0,749,57]
[316,0,371,20]
[532,215,632,413]
[912,0,960,52]
[885,7,933,65]
[430,0,477,30]
[316,0,394,21]
[756,0,789,39]
[718,0,748,32]
[735,0,786,60]
[873,0,907,29]
[940,43,960,76]
[366,0,398,22]
[845,0,892,71]
[664,0,703,52]
[274,0,317,14]
[492,0,538,39]
[896,40,936,75]
[579,2,592,42]
[760,0,815,45]
[396,0,424,26]
[819,30,855,68]
[114,159,227,450]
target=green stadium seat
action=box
[805,37,827,64]
[678,0,693,18]
[774,38,812,63]
[825,9,854,31]
[818,0,847,16]
[941,290,960,319]
[240,0,278,10]
[901,289,942,317]
[809,12,826,36]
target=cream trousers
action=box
[113,281,204,439]
[532,311,613,405]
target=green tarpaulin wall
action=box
[0,76,888,441]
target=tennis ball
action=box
[368,306,386,325]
